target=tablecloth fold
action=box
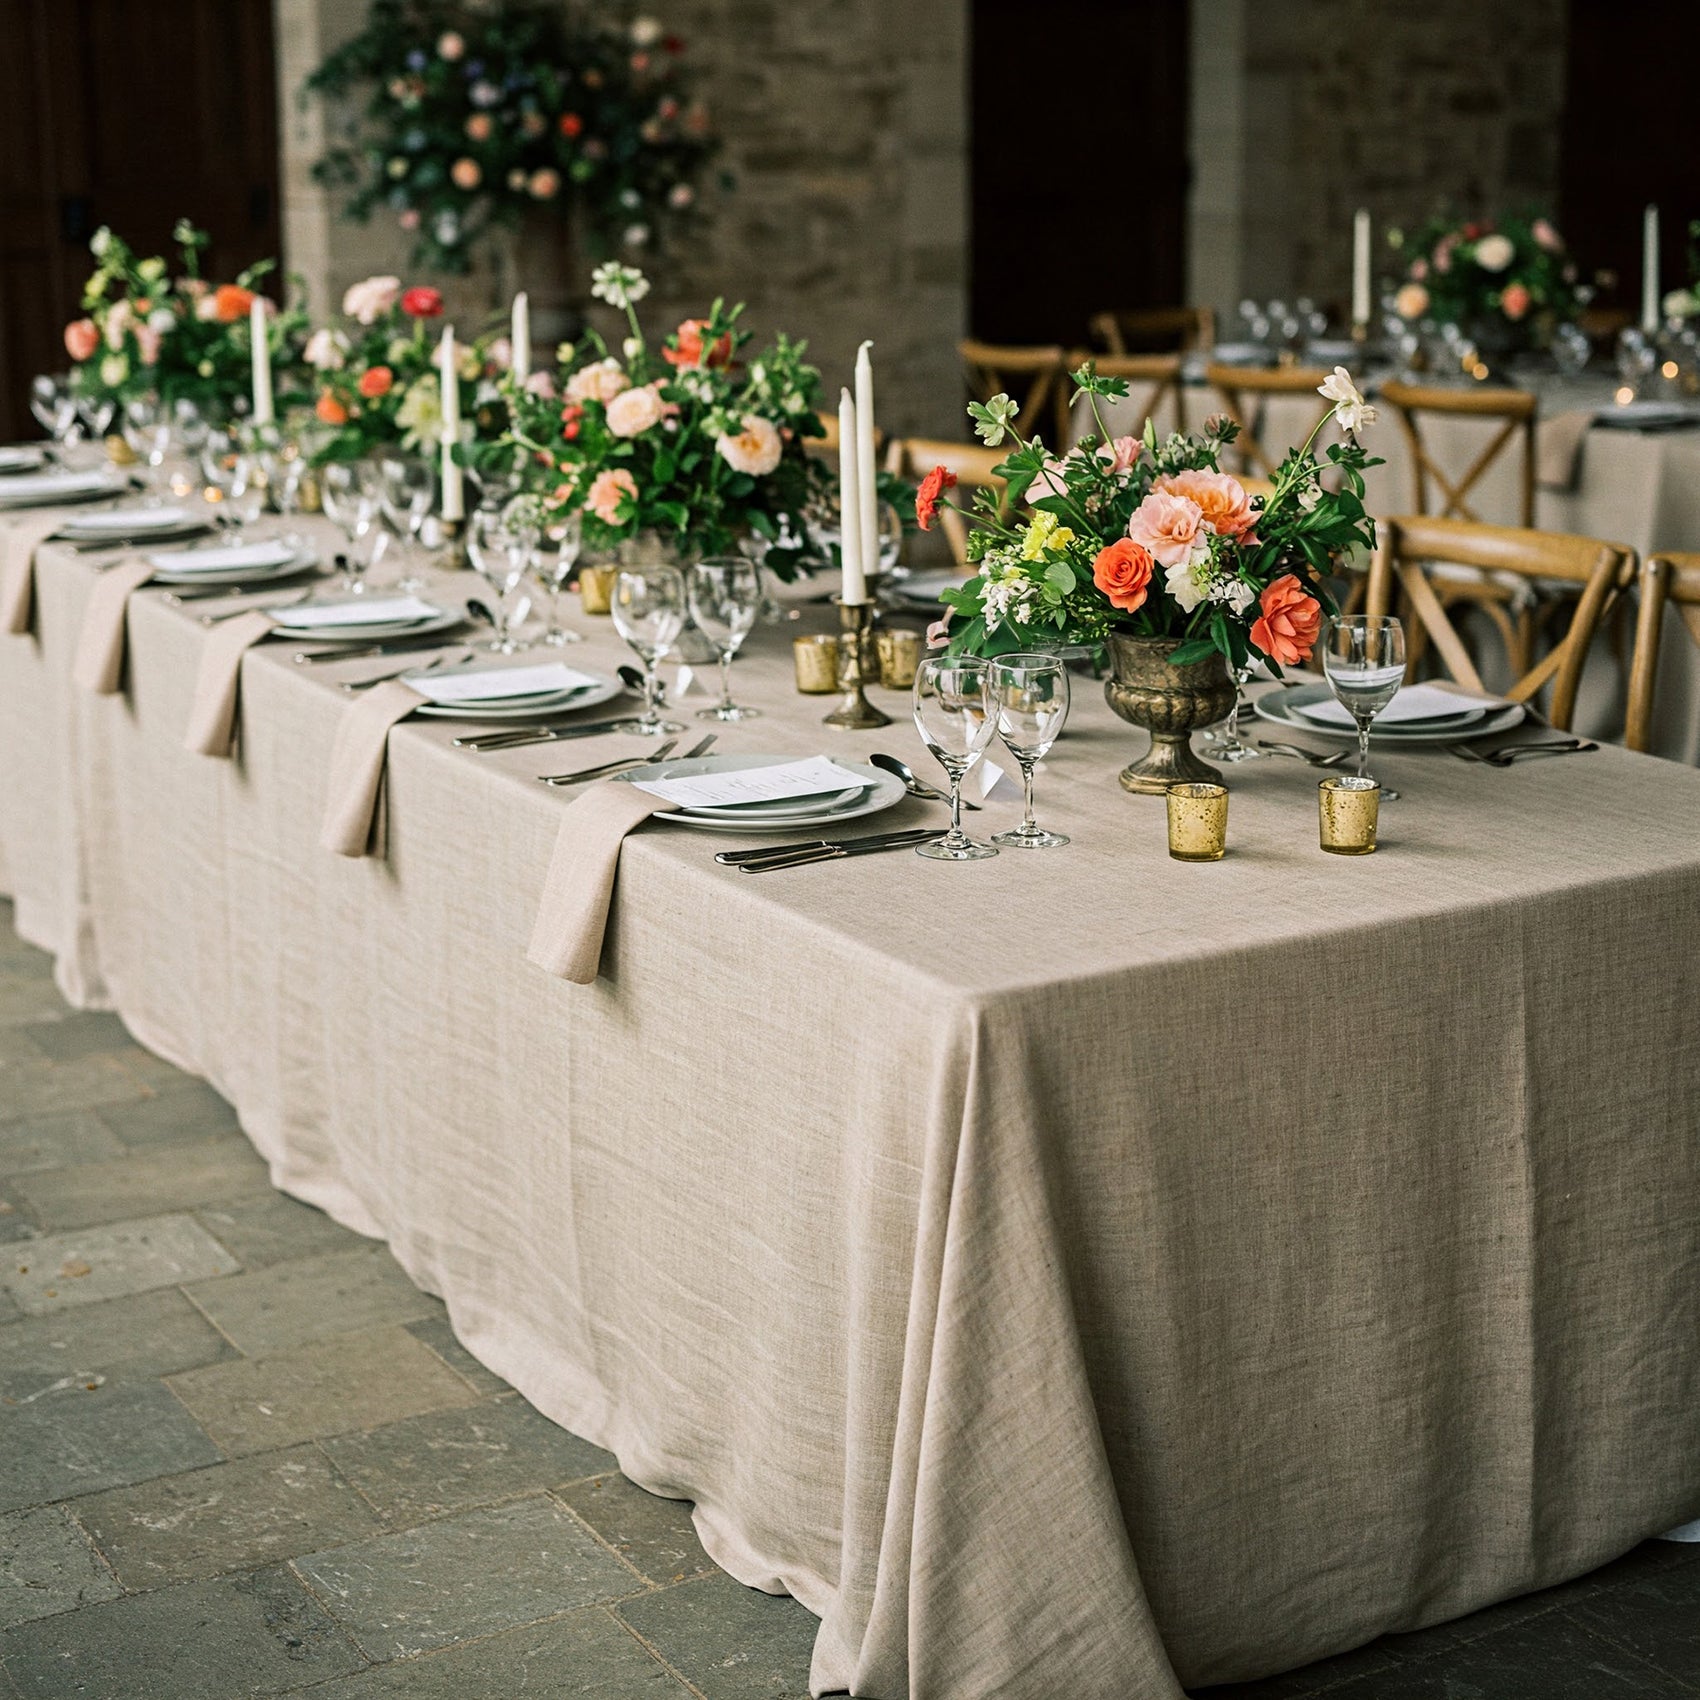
[319,679,421,857]
[1536,408,1592,491]
[184,611,275,757]
[1,512,73,635]
[72,560,156,693]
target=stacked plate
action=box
[615,752,906,834]
[146,536,317,588]
[0,466,128,508]
[0,446,48,475]
[1254,680,1525,745]
[57,505,211,548]
[1593,400,1700,432]
[895,569,972,608]
[399,660,621,722]
[267,594,463,645]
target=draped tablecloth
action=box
[4,513,1700,1699]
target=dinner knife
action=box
[453,716,640,749]
[715,827,941,867]
[736,830,945,872]
[293,635,459,663]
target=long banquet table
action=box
[4,506,1700,1699]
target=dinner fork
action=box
[199,590,313,626]
[341,651,462,691]
[1255,741,1352,768]
[538,740,680,787]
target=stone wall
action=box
[272,0,969,438]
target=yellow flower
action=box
[1020,512,1074,560]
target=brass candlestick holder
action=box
[823,597,892,729]
[437,514,468,572]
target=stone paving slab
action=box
[557,1475,717,1588]
[166,1326,481,1458]
[0,1189,37,1248]
[0,1213,239,1315]
[0,1288,239,1404]
[403,1316,511,1395]
[184,1245,443,1356]
[293,1496,638,1662]
[1567,1560,1700,1685]
[618,1572,820,1700]
[0,1111,127,1177]
[71,1445,387,1591]
[281,1608,689,1698]
[16,1013,132,1063]
[94,1082,241,1151]
[0,1381,222,1514]
[0,1564,366,1699]
[0,1505,122,1631]
[193,1193,371,1270]
[320,1399,615,1527]
[16,1137,273,1232]
[0,1054,149,1122]
[0,978,69,1028]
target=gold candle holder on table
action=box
[793,634,841,694]
[1166,782,1229,862]
[437,514,468,572]
[1318,775,1379,855]
[823,598,892,729]
[578,564,617,615]
[877,627,922,690]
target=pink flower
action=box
[1154,469,1256,540]
[523,370,558,399]
[64,318,98,362]
[398,208,421,232]
[1532,218,1564,253]
[1409,257,1428,281]
[1394,282,1431,320]
[1125,490,1207,567]
[565,358,630,404]
[1098,435,1142,476]
[716,414,783,476]
[1025,455,1068,506]
[528,169,561,200]
[133,323,162,366]
[451,157,482,191]
[1500,282,1532,321]
[586,467,637,525]
[341,276,400,324]
[465,113,493,142]
[605,384,666,437]
[925,615,952,648]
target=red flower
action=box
[661,318,732,369]
[915,465,958,531]
[1250,574,1322,666]
[357,365,394,399]
[400,286,443,318]
[560,402,585,442]
[559,112,583,138]
[1091,538,1155,613]
[315,392,349,426]
[213,284,256,323]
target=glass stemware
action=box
[1211,662,1264,762]
[378,455,435,592]
[200,439,262,541]
[76,392,116,451]
[320,461,381,593]
[30,374,80,456]
[912,655,998,861]
[1321,614,1405,801]
[612,565,687,735]
[987,653,1070,849]
[688,556,763,721]
[534,512,583,645]
[466,507,535,653]
[121,396,172,501]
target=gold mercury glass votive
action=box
[1318,775,1380,855]
[877,627,922,690]
[577,564,617,615]
[1166,782,1229,862]
[793,634,841,694]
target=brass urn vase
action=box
[1104,633,1236,793]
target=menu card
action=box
[633,755,866,810]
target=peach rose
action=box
[1155,469,1256,540]
[1092,538,1155,613]
[357,365,394,399]
[1394,282,1431,320]
[1532,218,1563,253]
[1500,282,1532,321]
[1125,490,1207,567]
[586,467,637,525]
[64,318,98,362]
[1250,574,1321,666]
[661,318,733,369]
[465,113,493,142]
[451,157,482,191]
[716,414,783,476]
[342,276,401,324]
[605,384,665,437]
[213,284,255,323]
[315,392,349,426]
[565,358,630,404]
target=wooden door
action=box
[969,0,1190,347]
[0,0,280,443]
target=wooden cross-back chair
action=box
[1627,553,1700,752]
[958,340,1070,448]
[884,437,1007,569]
[1204,362,1337,480]
[1377,380,1537,527]
[1070,352,1185,442]
[1365,516,1636,732]
[1089,306,1214,355]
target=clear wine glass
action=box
[987,653,1070,848]
[612,565,686,735]
[1321,614,1405,801]
[1614,328,1657,396]
[1212,661,1265,762]
[534,512,583,645]
[688,557,763,721]
[199,437,259,539]
[320,461,381,593]
[121,395,172,501]
[30,374,80,457]
[465,507,534,654]
[378,454,435,592]
[1552,323,1591,381]
[912,655,998,861]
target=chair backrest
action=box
[885,437,1007,569]
[1089,307,1214,355]
[808,410,840,458]
[1365,515,1635,731]
[1204,362,1337,479]
[958,340,1070,448]
[1377,380,1538,527]
[1627,552,1700,752]
[1072,352,1185,442]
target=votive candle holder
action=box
[1318,775,1379,854]
[1166,782,1228,862]
[877,627,922,690]
[793,633,841,694]
[577,565,616,615]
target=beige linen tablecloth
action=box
[4,518,1700,1699]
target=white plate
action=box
[896,569,973,604]
[410,673,622,721]
[1207,342,1271,366]
[679,784,868,822]
[1306,341,1360,366]
[1256,683,1525,744]
[0,447,49,474]
[1593,401,1700,431]
[0,470,128,508]
[151,547,319,589]
[616,754,906,833]
[269,596,455,643]
[58,505,192,537]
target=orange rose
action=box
[357,365,394,399]
[1500,282,1532,321]
[1250,574,1321,666]
[64,318,99,362]
[1092,538,1155,613]
[315,391,350,426]
[213,284,255,323]
[1155,469,1257,540]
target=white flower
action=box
[147,308,176,334]
[979,559,1041,636]
[1663,288,1700,321]
[631,15,663,45]
[715,414,783,476]
[1208,578,1257,616]
[341,275,400,324]
[304,328,345,371]
[99,352,128,388]
[1317,366,1377,433]
[89,226,112,258]
[623,224,650,249]
[1473,233,1514,272]
[395,375,442,451]
[103,300,132,350]
[1164,555,1212,614]
[606,385,666,437]
[622,336,644,360]
[194,294,221,322]
[565,358,631,405]
[590,262,650,310]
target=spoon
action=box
[1255,741,1352,768]
[870,751,981,810]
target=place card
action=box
[406,661,600,705]
[271,595,441,629]
[974,756,1022,800]
[633,755,866,810]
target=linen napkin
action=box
[527,782,666,983]
[1,511,72,635]
[72,559,156,694]
[1536,409,1592,492]
[183,611,275,757]
[319,680,425,858]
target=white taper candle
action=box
[1643,204,1661,334]
[838,386,865,605]
[853,341,878,598]
[511,291,530,383]
[439,326,464,522]
[249,297,273,427]
[1351,209,1372,330]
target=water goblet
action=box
[534,512,583,645]
[1552,322,1591,381]
[1321,614,1406,801]
[378,454,435,591]
[987,653,1070,848]
[466,508,534,654]
[30,374,80,456]
[688,557,764,721]
[1210,661,1265,762]
[121,395,172,501]
[320,461,381,592]
[612,565,687,735]
[1615,328,1657,396]
[76,392,116,451]
[911,655,998,861]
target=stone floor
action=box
[2,900,1698,1700]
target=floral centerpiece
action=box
[306,0,715,274]
[62,222,309,418]
[504,262,822,576]
[1662,220,1700,322]
[1386,214,1586,352]
[923,363,1379,790]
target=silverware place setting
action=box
[716,826,945,873]
[453,716,644,751]
[340,650,468,691]
[1255,741,1353,768]
[869,750,982,809]
[536,732,717,787]
[1446,738,1599,767]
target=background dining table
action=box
[2,502,1699,1700]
